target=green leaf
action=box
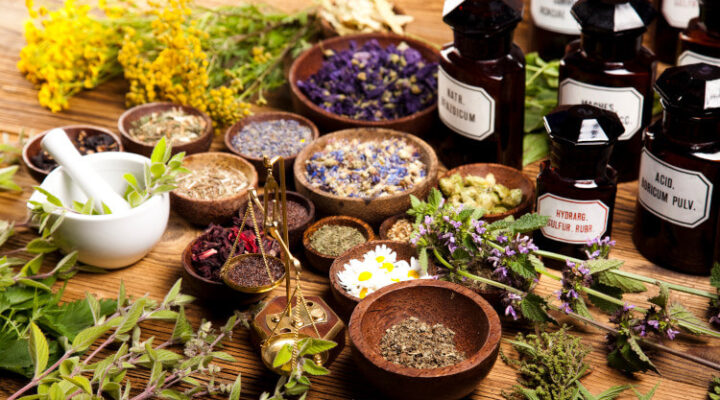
[229,373,242,400]
[587,259,624,274]
[171,307,192,343]
[669,303,710,335]
[587,283,623,313]
[627,337,657,373]
[0,220,15,248]
[55,250,79,274]
[117,298,146,334]
[596,385,630,400]
[159,389,189,400]
[17,279,52,292]
[509,213,549,234]
[86,293,101,324]
[597,271,647,293]
[26,238,59,254]
[62,375,92,394]
[506,258,537,280]
[150,163,166,178]
[19,254,44,276]
[520,293,553,323]
[632,383,659,400]
[710,263,720,289]
[28,322,49,378]
[151,137,168,164]
[34,187,64,208]
[272,344,293,368]
[72,324,112,352]
[162,279,182,307]
[136,349,183,367]
[523,132,550,166]
[573,297,592,319]
[148,310,178,320]
[298,338,337,356]
[210,351,236,362]
[123,173,140,193]
[303,357,330,375]
[648,283,669,309]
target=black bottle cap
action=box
[572,0,656,36]
[655,63,720,117]
[544,105,625,179]
[443,0,523,34]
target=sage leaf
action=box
[62,375,92,394]
[298,338,336,356]
[26,238,58,254]
[302,358,330,376]
[597,271,647,294]
[72,324,111,352]
[28,322,49,378]
[229,373,242,400]
[171,307,193,343]
[273,344,293,368]
[162,279,181,307]
[117,298,146,334]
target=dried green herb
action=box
[309,224,366,257]
[129,108,206,145]
[380,317,465,369]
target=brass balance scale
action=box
[219,156,345,375]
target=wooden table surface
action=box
[0,0,717,399]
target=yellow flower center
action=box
[358,271,372,281]
[375,255,385,263]
[359,288,368,299]
[407,270,420,279]
[381,262,394,272]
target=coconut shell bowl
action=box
[302,215,376,274]
[348,279,502,400]
[169,152,258,226]
[224,111,320,184]
[288,32,439,135]
[23,125,123,183]
[329,240,417,319]
[379,213,413,241]
[118,102,213,158]
[441,163,535,223]
[293,128,438,226]
[238,190,315,251]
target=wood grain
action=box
[0,0,716,399]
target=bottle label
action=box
[637,149,713,229]
[438,66,496,141]
[558,79,644,141]
[530,0,581,36]
[537,193,610,244]
[678,50,720,68]
[662,0,699,29]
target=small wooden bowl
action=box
[118,102,213,157]
[181,238,273,306]
[224,111,320,184]
[302,215,376,273]
[440,163,535,222]
[22,125,123,183]
[329,240,418,319]
[293,128,438,226]
[379,213,414,241]
[239,191,315,251]
[170,152,258,226]
[288,33,439,135]
[349,279,502,400]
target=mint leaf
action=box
[648,283,669,309]
[710,263,720,289]
[587,259,623,274]
[28,322,49,378]
[597,271,647,293]
[272,344,293,368]
[520,293,553,323]
[587,283,623,313]
[509,213,549,234]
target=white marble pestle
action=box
[41,128,131,214]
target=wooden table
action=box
[0,0,717,399]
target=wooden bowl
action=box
[181,238,273,306]
[349,279,502,400]
[22,125,123,182]
[329,240,418,319]
[170,152,258,226]
[288,33,439,135]
[302,215,376,273]
[224,111,319,184]
[293,128,439,226]
[118,102,213,157]
[440,163,535,222]
[239,190,315,251]
[379,213,414,241]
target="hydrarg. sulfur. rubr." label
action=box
[537,193,610,244]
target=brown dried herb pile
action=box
[380,317,465,369]
[175,165,249,200]
[225,254,284,287]
[129,108,206,145]
[387,218,413,242]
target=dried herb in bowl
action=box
[380,317,465,369]
[310,224,366,257]
[297,40,438,121]
[129,108,207,145]
[387,218,413,242]
[225,254,285,287]
[231,119,313,159]
[175,165,249,200]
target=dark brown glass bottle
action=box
[678,0,720,67]
[633,63,720,276]
[529,0,580,60]
[558,0,657,182]
[436,0,525,170]
[653,0,699,65]
[534,105,624,266]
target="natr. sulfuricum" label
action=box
[438,66,496,142]
[537,193,610,244]
[637,149,714,229]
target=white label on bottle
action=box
[537,194,610,244]
[443,0,464,16]
[678,50,720,68]
[530,0,581,36]
[662,0,699,29]
[438,66,496,141]
[637,149,713,229]
[613,3,645,32]
[558,79,644,141]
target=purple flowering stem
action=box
[431,248,523,295]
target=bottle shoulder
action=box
[561,45,656,76]
[538,163,618,190]
[441,44,525,72]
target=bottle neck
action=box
[662,107,720,143]
[453,30,514,60]
[580,32,642,61]
[550,142,614,180]
[701,3,720,34]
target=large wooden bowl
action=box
[288,33,439,135]
[303,215,376,274]
[22,125,123,183]
[118,102,213,157]
[170,152,258,226]
[440,163,535,222]
[293,128,438,225]
[349,279,502,400]
[329,240,418,320]
[224,111,319,184]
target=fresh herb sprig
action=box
[0,132,24,191]
[523,53,559,166]
[264,337,337,399]
[710,376,720,400]
[123,136,188,208]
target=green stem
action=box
[431,248,522,295]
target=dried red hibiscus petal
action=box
[190,223,280,282]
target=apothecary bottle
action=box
[653,0,699,64]
[678,0,720,67]
[534,104,624,265]
[633,63,720,276]
[436,0,525,170]
[558,0,657,182]
[530,0,580,60]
